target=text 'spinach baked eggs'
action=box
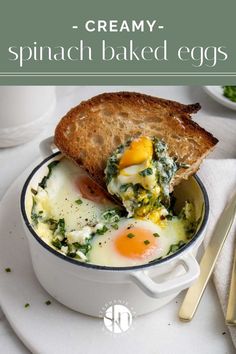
[28,136,199,267]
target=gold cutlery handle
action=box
[226,247,236,326]
[179,193,236,321]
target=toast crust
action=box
[54,92,218,187]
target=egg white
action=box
[88,218,188,267]
[31,157,190,267]
[33,158,115,245]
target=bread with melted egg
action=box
[54,91,218,188]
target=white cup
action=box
[0,86,56,147]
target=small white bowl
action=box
[20,140,209,317]
[204,86,236,111]
[0,87,56,147]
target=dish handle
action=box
[39,136,57,157]
[129,253,200,298]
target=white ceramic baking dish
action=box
[20,138,209,317]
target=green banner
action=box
[0,0,235,84]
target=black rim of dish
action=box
[20,152,209,272]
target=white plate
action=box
[0,165,234,354]
[204,86,236,111]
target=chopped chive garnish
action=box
[39,161,60,189]
[167,240,186,255]
[153,233,160,238]
[111,224,119,230]
[101,208,122,223]
[5,268,11,272]
[45,300,51,306]
[52,238,62,249]
[57,218,66,237]
[75,199,83,205]
[144,240,150,245]
[96,225,109,235]
[24,303,30,308]
[127,233,135,238]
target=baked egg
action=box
[88,218,190,267]
[29,152,198,267]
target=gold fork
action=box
[226,245,236,326]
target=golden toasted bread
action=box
[54,92,218,188]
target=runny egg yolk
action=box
[115,227,157,259]
[119,136,153,169]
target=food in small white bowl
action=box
[21,92,218,316]
[21,149,208,316]
[204,86,236,111]
[26,143,200,267]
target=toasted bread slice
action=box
[54,92,218,188]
